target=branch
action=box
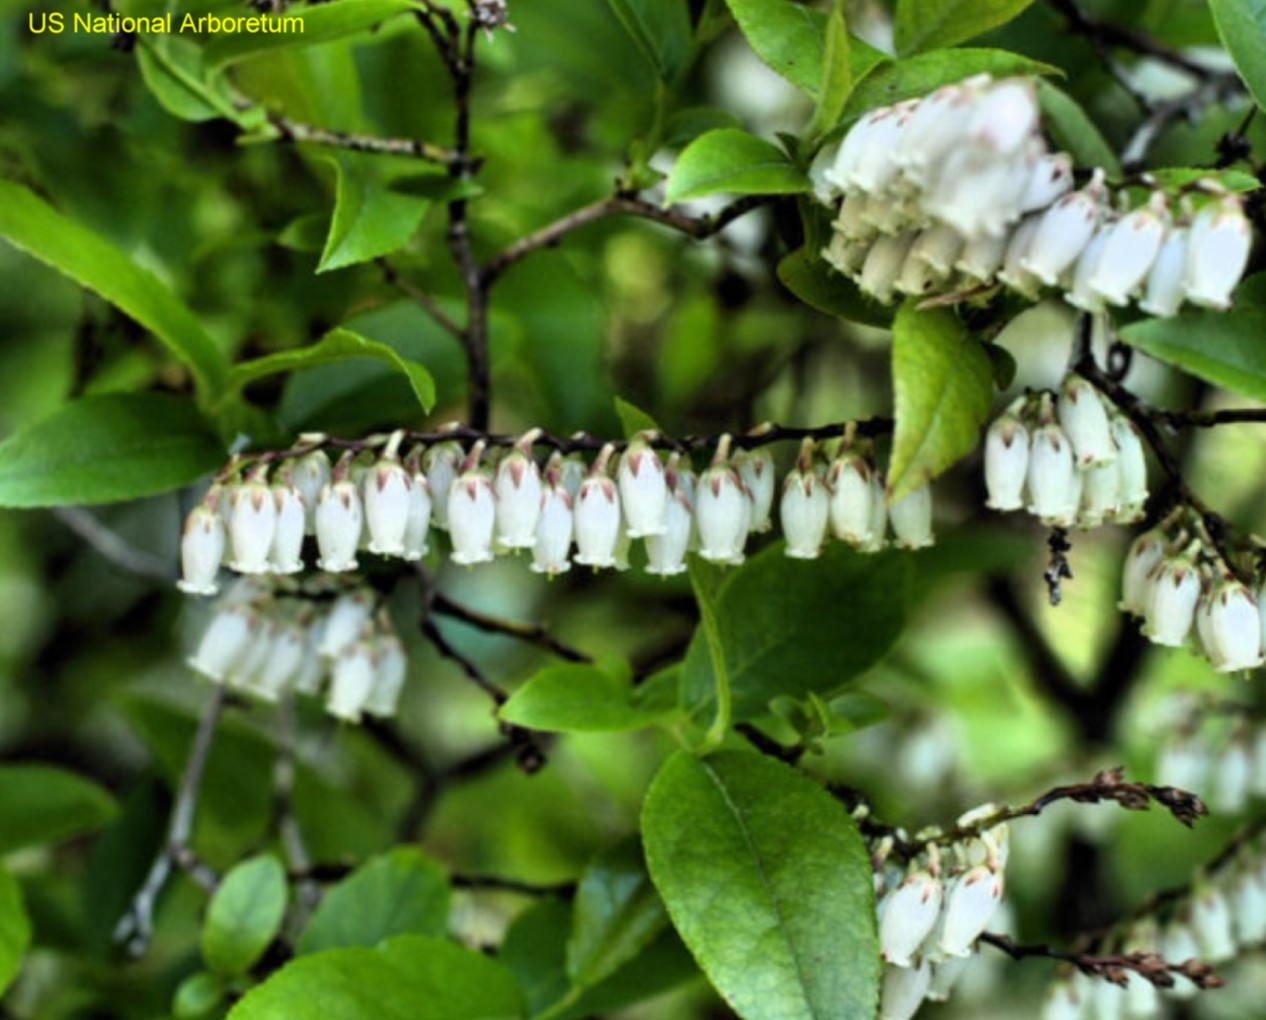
[266,114,459,166]
[1121,73,1245,171]
[482,194,769,286]
[377,259,465,338]
[54,506,171,583]
[273,694,319,915]
[980,932,1223,990]
[430,591,593,663]
[1044,0,1227,79]
[114,687,226,956]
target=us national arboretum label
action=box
[29,10,304,35]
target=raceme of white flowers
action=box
[813,75,1252,315]
[871,808,1009,1020]
[1120,514,1266,673]
[177,429,939,597]
[984,374,1148,531]
[186,578,406,723]
[1154,702,1266,816]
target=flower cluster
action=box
[186,578,406,723]
[177,428,938,596]
[984,374,1148,529]
[870,809,1009,1020]
[1120,514,1265,672]
[815,74,1252,314]
[1155,702,1266,815]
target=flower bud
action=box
[984,413,1029,512]
[1059,374,1116,468]
[327,640,376,723]
[1191,883,1237,963]
[1026,423,1078,525]
[889,484,934,550]
[532,477,574,577]
[1143,556,1200,647]
[178,502,226,596]
[879,871,944,967]
[188,605,255,681]
[736,447,776,534]
[364,634,407,718]
[229,477,278,574]
[315,479,363,573]
[269,482,307,574]
[878,959,931,1020]
[696,442,749,565]
[423,441,463,529]
[574,448,622,569]
[365,454,413,557]
[828,452,874,545]
[938,865,1004,957]
[618,434,669,538]
[1185,197,1251,309]
[780,448,830,560]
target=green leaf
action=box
[204,0,416,68]
[202,855,289,977]
[0,766,117,853]
[499,660,679,733]
[1146,167,1261,193]
[604,0,693,81]
[1209,0,1266,111]
[0,179,227,396]
[297,849,451,955]
[227,328,435,413]
[613,396,661,438]
[722,0,885,97]
[680,543,911,722]
[0,865,30,997]
[840,49,1058,122]
[776,246,894,328]
[228,935,524,1020]
[666,129,808,202]
[136,36,242,124]
[567,839,667,988]
[642,751,878,1020]
[1036,81,1121,178]
[888,302,994,501]
[0,393,223,508]
[894,0,1040,54]
[688,557,732,749]
[319,155,431,273]
[1120,276,1266,401]
[806,5,853,139]
[173,972,227,1020]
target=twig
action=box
[980,932,1223,990]
[1045,0,1226,79]
[430,592,593,663]
[54,506,171,582]
[114,687,226,956]
[274,694,319,915]
[1121,73,1244,171]
[482,194,769,286]
[377,259,465,339]
[452,873,577,897]
[267,115,459,166]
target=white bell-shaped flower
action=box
[1089,196,1167,306]
[1058,374,1117,468]
[269,482,306,574]
[930,146,1031,241]
[188,604,256,681]
[292,620,327,696]
[1231,867,1266,945]
[318,590,375,660]
[878,959,931,1020]
[327,640,376,723]
[828,107,890,193]
[1212,739,1253,814]
[859,232,916,304]
[696,439,749,564]
[997,212,1043,298]
[423,440,463,530]
[1185,197,1251,309]
[833,193,875,242]
[890,484,934,549]
[1191,884,1237,963]
[1112,416,1148,521]
[1023,177,1104,284]
[879,871,944,968]
[849,102,915,195]
[532,475,574,577]
[252,623,306,702]
[1078,459,1120,528]
[574,446,622,569]
[862,470,889,552]
[315,476,363,573]
[229,617,276,693]
[823,233,870,278]
[365,633,408,718]
[1139,226,1189,318]
[1144,556,1201,647]
[1156,737,1210,794]
[828,451,874,545]
[1092,975,1127,1020]
[401,460,432,561]
[448,450,496,567]
[178,501,226,596]
[1119,528,1166,616]
[908,223,964,277]
[1159,920,1200,1000]
[984,412,1029,512]
[646,456,694,577]
[938,865,1004,957]
[1203,579,1264,672]
[956,230,1007,283]
[925,956,968,1002]
[1040,979,1083,1020]
[365,443,413,557]
[736,447,776,534]
[1026,423,1078,525]
[966,78,1038,155]
[618,434,668,538]
[780,444,829,560]
[291,447,331,535]
[1066,226,1111,312]
[1020,152,1074,214]
[493,438,543,550]
[229,476,278,574]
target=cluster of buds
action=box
[1120,515,1264,672]
[1156,704,1266,815]
[186,578,407,723]
[984,375,1148,530]
[815,74,1252,314]
[869,808,1009,1020]
[177,426,942,596]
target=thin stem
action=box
[980,932,1223,990]
[430,592,593,663]
[54,507,171,582]
[1121,73,1244,171]
[274,694,320,916]
[377,260,465,339]
[1045,0,1226,79]
[114,687,226,956]
[266,115,459,165]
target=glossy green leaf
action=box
[807,5,853,139]
[1121,277,1266,401]
[894,0,1040,54]
[227,328,435,413]
[0,179,227,395]
[567,838,667,988]
[136,36,241,124]
[297,848,450,954]
[841,49,1058,121]
[499,660,679,733]
[1209,0,1266,111]
[776,246,894,328]
[888,302,994,501]
[203,855,288,977]
[604,0,693,81]
[0,766,117,853]
[1037,81,1121,178]
[680,543,911,722]
[228,935,524,1020]
[666,129,808,202]
[642,751,878,1020]
[0,865,30,997]
[205,0,416,67]
[0,393,222,507]
[319,155,431,273]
